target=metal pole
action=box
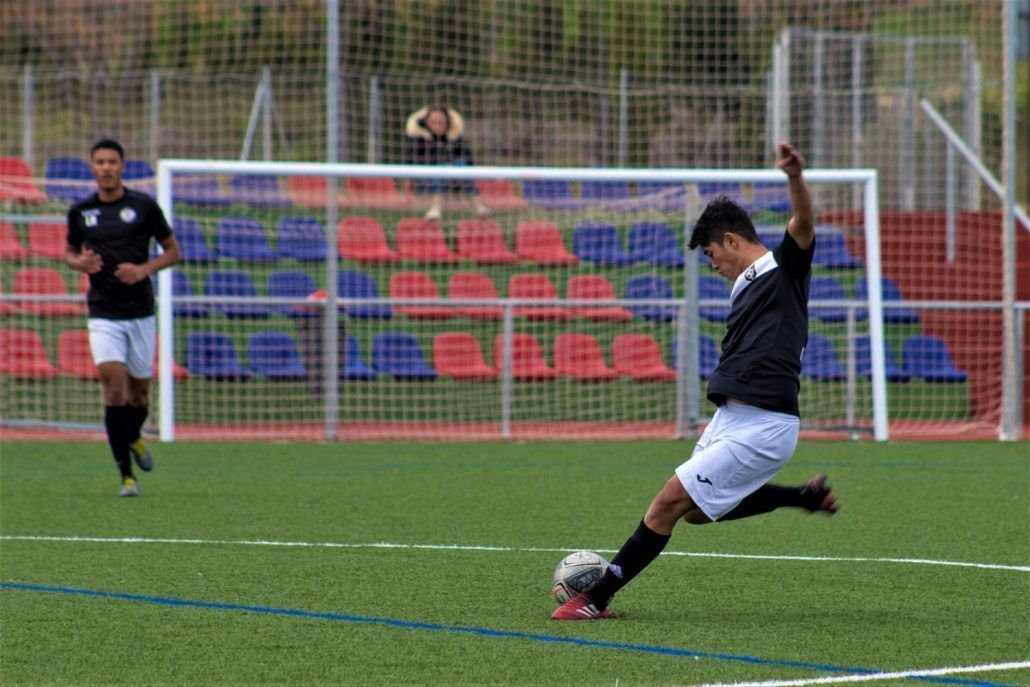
[240,72,267,161]
[22,64,32,166]
[851,37,863,210]
[261,67,273,160]
[617,68,628,168]
[864,173,889,441]
[963,41,981,211]
[1000,0,1020,439]
[367,75,380,164]
[500,304,513,438]
[812,32,824,167]
[844,309,857,435]
[945,142,956,262]
[324,0,341,440]
[901,38,916,210]
[156,162,175,441]
[149,70,161,164]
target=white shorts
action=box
[87,316,156,379]
[676,401,800,521]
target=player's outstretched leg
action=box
[718,473,838,521]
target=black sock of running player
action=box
[127,404,148,443]
[588,520,671,608]
[104,405,134,479]
[718,484,807,521]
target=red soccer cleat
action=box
[550,594,613,620]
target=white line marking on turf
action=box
[687,660,1030,687]
[2,535,1028,572]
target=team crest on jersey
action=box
[82,209,101,228]
[119,207,138,224]
[745,265,757,281]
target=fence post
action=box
[22,64,32,166]
[900,37,916,210]
[367,75,380,163]
[500,303,514,439]
[617,68,628,168]
[149,70,161,164]
[945,142,956,262]
[324,0,341,440]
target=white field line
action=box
[1,535,1028,573]
[686,660,1030,687]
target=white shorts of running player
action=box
[87,316,156,379]
[676,400,800,521]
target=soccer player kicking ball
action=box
[65,139,180,497]
[552,143,838,621]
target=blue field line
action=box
[0,582,1018,687]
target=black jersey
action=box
[705,230,815,417]
[67,188,173,320]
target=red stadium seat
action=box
[514,220,578,265]
[27,222,67,260]
[0,157,47,204]
[346,177,414,209]
[447,272,502,320]
[553,333,619,381]
[56,329,99,379]
[567,275,632,321]
[612,333,676,381]
[493,333,556,381]
[287,176,349,208]
[475,179,528,211]
[508,273,569,320]
[337,216,399,263]
[0,283,19,316]
[0,222,27,260]
[389,271,452,319]
[395,217,460,263]
[0,329,59,378]
[13,267,85,316]
[456,219,518,264]
[433,332,498,381]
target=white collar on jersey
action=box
[730,249,778,303]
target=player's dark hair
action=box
[90,138,124,160]
[688,196,760,249]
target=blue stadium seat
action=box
[372,332,437,381]
[671,335,720,379]
[171,270,208,318]
[902,335,967,383]
[697,182,743,204]
[522,180,578,209]
[124,159,155,197]
[172,217,218,263]
[855,277,919,324]
[227,175,292,208]
[636,182,685,211]
[216,216,277,262]
[814,232,862,269]
[756,228,782,250]
[802,334,846,381]
[277,216,327,263]
[338,270,392,319]
[699,275,731,322]
[748,183,791,213]
[571,222,635,266]
[267,270,318,317]
[809,276,849,323]
[628,222,685,267]
[341,335,378,381]
[44,157,92,203]
[247,331,307,380]
[580,181,631,203]
[173,175,232,207]
[855,336,911,383]
[205,269,270,318]
[625,275,677,322]
[185,332,251,380]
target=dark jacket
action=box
[404,106,475,167]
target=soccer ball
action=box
[551,551,609,604]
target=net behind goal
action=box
[151,161,888,442]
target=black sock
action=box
[719,483,807,521]
[588,520,670,608]
[104,405,134,479]
[127,404,148,443]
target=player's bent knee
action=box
[682,509,713,525]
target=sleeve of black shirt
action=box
[66,206,83,249]
[774,229,815,279]
[147,198,173,242]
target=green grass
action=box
[1,440,1028,686]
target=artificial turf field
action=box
[1,439,1027,686]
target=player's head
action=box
[423,106,450,138]
[89,138,125,194]
[689,196,764,281]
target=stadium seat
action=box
[171,270,209,318]
[27,222,67,260]
[455,219,518,264]
[628,222,685,267]
[580,181,631,203]
[433,332,498,381]
[855,277,919,324]
[802,334,847,381]
[902,335,968,383]
[390,271,452,319]
[636,182,685,211]
[173,175,232,207]
[13,267,84,316]
[372,332,438,381]
[267,270,318,316]
[553,333,618,381]
[521,180,578,210]
[671,335,721,379]
[276,216,327,263]
[0,329,59,378]
[247,331,307,380]
[287,176,337,208]
[395,217,460,263]
[699,275,731,322]
[0,222,27,259]
[612,333,676,381]
[44,157,93,203]
[185,332,251,380]
[493,333,556,381]
[204,269,270,318]
[514,220,578,265]
[0,157,47,204]
[124,159,155,197]
[748,183,791,213]
[0,284,18,316]
[625,275,677,322]
[346,177,413,209]
[341,335,378,381]
[56,329,99,379]
[697,181,743,205]
[475,179,528,211]
[228,175,291,208]
[572,222,635,266]
[447,272,502,320]
[173,217,218,263]
[508,273,570,320]
[855,336,911,383]
[809,276,849,323]
[814,232,862,269]
[215,216,277,262]
[566,275,631,321]
[338,270,392,319]
[337,216,399,263]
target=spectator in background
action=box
[405,105,490,223]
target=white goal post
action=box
[154,160,888,442]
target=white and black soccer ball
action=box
[551,551,609,604]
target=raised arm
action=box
[778,142,814,250]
